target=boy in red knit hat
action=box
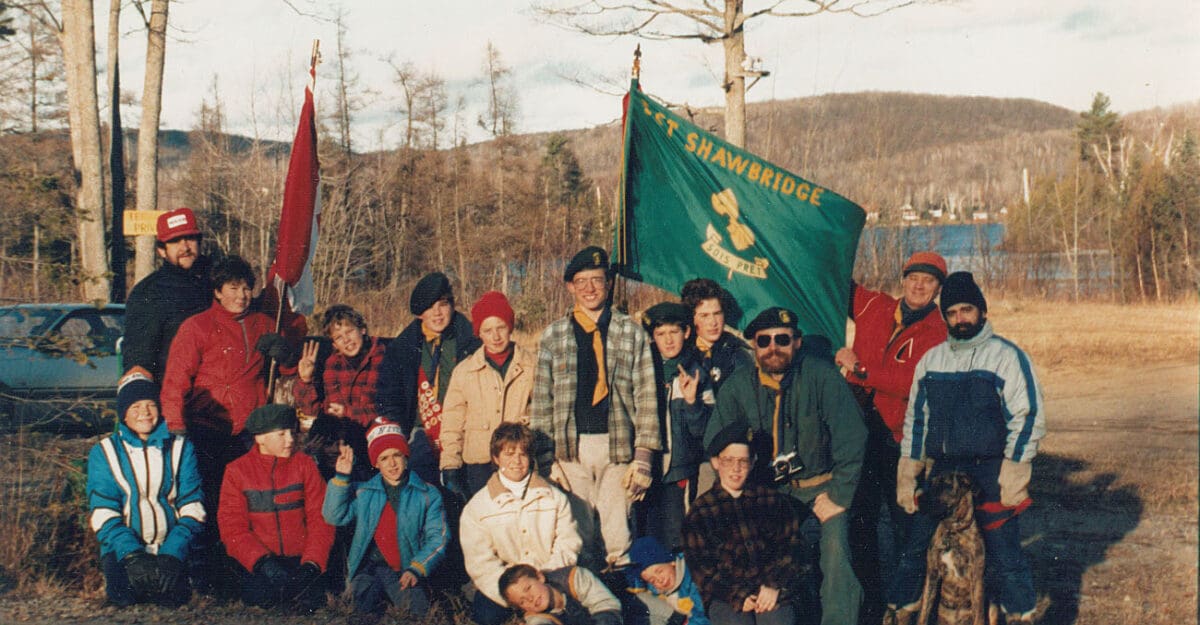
[323,422,449,623]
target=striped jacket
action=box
[531,307,660,464]
[902,321,1046,463]
[87,420,206,560]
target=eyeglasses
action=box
[755,333,793,348]
[717,456,752,469]
[572,276,607,288]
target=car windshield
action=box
[0,307,65,339]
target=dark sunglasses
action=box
[755,333,793,348]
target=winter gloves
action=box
[896,456,926,514]
[122,551,159,595]
[441,468,466,499]
[623,447,654,502]
[999,458,1032,506]
[255,333,297,367]
[156,554,183,595]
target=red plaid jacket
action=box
[293,336,387,427]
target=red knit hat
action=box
[471,291,515,336]
[366,422,410,466]
[902,251,948,283]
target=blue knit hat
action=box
[117,374,159,420]
[625,536,674,587]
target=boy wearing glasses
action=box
[702,307,867,625]
[683,423,808,625]
[531,245,660,570]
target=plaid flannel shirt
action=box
[293,336,386,427]
[682,484,806,607]
[531,308,660,464]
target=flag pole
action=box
[267,38,320,402]
[614,45,641,314]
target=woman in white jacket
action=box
[459,423,582,625]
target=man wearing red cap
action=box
[123,207,210,383]
[833,251,948,624]
[323,422,449,623]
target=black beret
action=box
[563,246,609,282]
[641,302,692,333]
[410,272,453,315]
[940,271,987,316]
[706,422,752,458]
[244,404,298,435]
[742,306,800,340]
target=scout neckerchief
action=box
[417,323,446,451]
[572,306,608,406]
[758,369,783,458]
[695,335,714,358]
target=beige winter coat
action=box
[439,344,536,469]
[460,472,582,606]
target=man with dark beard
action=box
[885,272,1046,625]
[703,307,867,625]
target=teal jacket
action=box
[703,354,866,507]
[322,469,448,581]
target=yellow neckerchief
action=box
[421,322,443,388]
[573,305,609,406]
[758,367,782,458]
[696,335,714,358]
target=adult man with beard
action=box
[885,272,1046,625]
[834,251,948,624]
[703,307,867,625]
[123,208,211,383]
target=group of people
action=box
[85,207,1046,625]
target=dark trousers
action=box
[240,555,326,612]
[463,462,497,498]
[472,588,514,625]
[886,458,1036,616]
[642,478,693,552]
[350,562,431,615]
[188,426,252,596]
[101,551,190,607]
[849,421,911,624]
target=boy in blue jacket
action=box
[87,375,205,607]
[322,422,449,622]
[625,536,709,625]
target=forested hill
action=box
[519,91,1083,217]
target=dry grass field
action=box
[0,298,1195,624]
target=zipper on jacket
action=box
[239,319,250,365]
[142,443,160,544]
[271,457,285,554]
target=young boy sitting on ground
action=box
[625,536,709,625]
[500,563,623,625]
[322,422,449,624]
[218,404,334,612]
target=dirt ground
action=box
[0,304,1196,625]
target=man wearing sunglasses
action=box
[703,307,867,625]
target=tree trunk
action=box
[134,0,168,284]
[722,0,746,148]
[60,0,110,303]
[106,0,126,302]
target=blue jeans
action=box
[885,458,1036,615]
[351,563,431,615]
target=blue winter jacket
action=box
[322,468,449,580]
[87,420,206,560]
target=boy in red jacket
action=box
[219,404,334,612]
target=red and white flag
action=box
[269,45,321,315]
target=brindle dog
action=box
[916,471,988,625]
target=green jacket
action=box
[703,354,866,507]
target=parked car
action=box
[0,303,125,430]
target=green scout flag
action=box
[614,79,865,347]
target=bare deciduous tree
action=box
[131,0,169,283]
[533,0,943,148]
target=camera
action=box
[772,451,804,483]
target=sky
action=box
[106,0,1200,150]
